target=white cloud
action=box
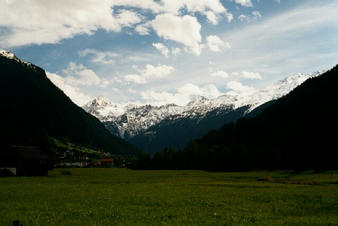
[226,81,255,94]
[46,72,92,106]
[125,74,147,84]
[128,55,149,62]
[231,71,262,80]
[206,35,231,52]
[211,70,229,78]
[140,90,179,105]
[114,0,162,13]
[234,0,253,7]
[241,71,262,80]
[138,64,175,79]
[115,9,143,27]
[115,0,231,22]
[238,14,249,22]
[124,64,175,84]
[79,49,118,65]
[135,23,151,35]
[101,80,111,88]
[153,43,181,57]
[63,62,101,86]
[0,0,233,48]
[225,13,234,23]
[165,0,227,15]
[151,14,203,55]
[222,1,338,82]
[204,11,218,25]
[178,83,222,99]
[238,11,261,22]
[152,43,169,57]
[0,0,121,47]
[141,83,223,106]
[172,47,181,56]
[252,11,262,19]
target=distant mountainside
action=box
[84,72,320,153]
[150,65,337,170]
[0,50,138,154]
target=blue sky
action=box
[1,0,337,106]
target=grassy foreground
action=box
[0,169,338,225]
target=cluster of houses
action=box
[0,145,115,177]
[56,157,114,168]
[0,145,50,176]
[54,148,114,168]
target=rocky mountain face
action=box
[186,65,338,170]
[83,71,321,151]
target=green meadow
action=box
[0,169,338,225]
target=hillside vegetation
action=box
[136,65,338,170]
[0,54,138,155]
[0,169,337,225]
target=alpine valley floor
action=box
[0,169,338,225]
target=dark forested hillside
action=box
[129,106,249,154]
[0,55,138,154]
[135,65,338,170]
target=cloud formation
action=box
[62,62,101,86]
[211,70,229,78]
[79,49,118,65]
[234,0,253,7]
[226,81,255,95]
[153,43,181,57]
[124,64,175,84]
[0,0,120,47]
[232,71,262,80]
[206,35,231,52]
[151,14,203,55]
[46,72,92,106]
[114,0,230,18]
[141,83,223,106]
[0,0,233,49]
[152,43,169,57]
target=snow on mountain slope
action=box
[83,71,321,138]
[83,96,125,119]
[226,71,322,111]
[0,49,35,69]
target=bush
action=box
[61,170,72,176]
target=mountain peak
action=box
[0,49,16,59]
[0,49,36,69]
[92,96,113,107]
[187,95,209,106]
[83,96,125,119]
[82,70,323,140]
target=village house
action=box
[99,158,114,168]
[0,145,50,176]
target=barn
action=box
[0,145,50,176]
[99,158,114,168]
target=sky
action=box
[1,0,338,106]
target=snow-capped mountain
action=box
[0,49,36,69]
[83,96,125,119]
[83,71,321,139]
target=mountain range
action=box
[84,71,321,153]
[132,64,338,170]
[0,50,138,154]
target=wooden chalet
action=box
[0,145,50,176]
[99,158,114,168]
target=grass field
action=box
[0,169,338,225]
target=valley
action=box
[1,168,337,225]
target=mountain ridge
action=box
[83,71,321,144]
[0,50,139,154]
